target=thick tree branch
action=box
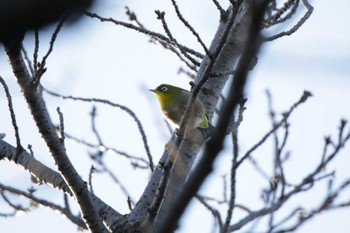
[153,1,269,232]
[149,2,255,229]
[0,138,122,229]
[3,37,108,233]
[0,183,87,229]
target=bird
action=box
[149,84,209,129]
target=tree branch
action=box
[0,182,87,229]
[153,1,269,232]
[3,37,108,233]
[0,77,23,154]
[44,88,154,172]
[0,137,123,225]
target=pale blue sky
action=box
[1,0,350,232]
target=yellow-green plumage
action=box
[150,84,208,129]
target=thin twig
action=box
[196,195,223,230]
[222,174,228,202]
[84,10,204,59]
[33,15,68,84]
[100,163,136,206]
[21,47,34,76]
[62,130,150,168]
[178,67,196,79]
[0,76,23,152]
[263,0,299,28]
[171,0,209,54]
[236,91,312,168]
[264,0,313,42]
[44,88,154,172]
[89,151,136,205]
[155,10,200,69]
[88,165,95,194]
[33,29,39,72]
[100,7,204,70]
[124,6,145,28]
[4,38,109,233]
[56,107,65,145]
[230,119,350,232]
[248,156,271,182]
[175,4,241,138]
[90,106,104,147]
[223,99,247,232]
[266,90,288,201]
[271,0,300,25]
[211,0,227,21]
[127,196,133,211]
[153,2,270,232]
[0,183,86,229]
[271,178,350,233]
[1,191,32,212]
[223,120,238,232]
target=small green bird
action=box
[150,84,209,129]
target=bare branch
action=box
[0,0,337,232]
[223,99,247,232]
[229,119,350,232]
[153,1,270,232]
[196,195,223,230]
[0,76,23,154]
[222,174,228,202]
[211,0,227,21]
[266,89,289,203]
[4,37,109,233]
[62,131,150,169]
[90,106,104,146]
[236,90,313,168]
[88,165,95,194]
[0,138,122,229]
[155,10,200,70]
[56,107,65,144]
[84,10,204,59]
[33,29,39,72]
[264,0,300,28]
[44,88,154,172]
[0,182,87,229]
[264,0,313,42]
[33,15,68,84]
[125,5,205,70]
[177,67,196,79]
[170,0,209,54]
[1,190,33,212]
[271,178,350,233]
[176,0,253,138]
[21,47,34,76]
[124,6,146,28]
[90,152,136,207]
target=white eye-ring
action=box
[161,86,168,92]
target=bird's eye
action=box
[160,86,168,92]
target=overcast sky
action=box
[1,0,350,232]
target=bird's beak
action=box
[149,89,156,93]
